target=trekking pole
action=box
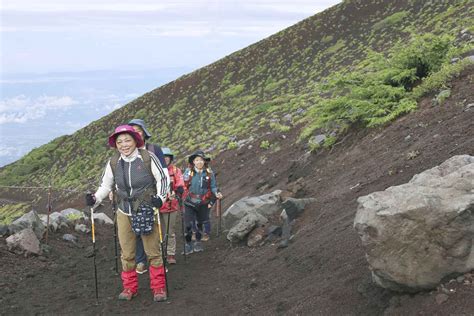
[90,206,99,305]
[154,207,169,295]
[178,196,187,262]
[45,182,52,244]
[111,191,119,275]
[216,198,222,237]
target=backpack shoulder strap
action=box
[109,152,121,180]
[138,148,152,176]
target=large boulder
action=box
[6,228,41,255]
[60,208,88,224]
[9,210,46,240]
[354,155,474,292]
[39,212,69,232]
[223,190,282,229]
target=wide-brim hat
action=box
[128,119,152,139]
[108,125,145,148]
[188,150,207,164]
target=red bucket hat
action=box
[108,125,144,148]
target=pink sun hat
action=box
[108,125,144,148]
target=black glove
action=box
[176,186,184,196]
[151,196,163,208]
[85,193,96,206]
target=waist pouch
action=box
[184,195,205,208]
[131,202,155,236]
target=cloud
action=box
[0,145,25,158]
[0,95,78,124]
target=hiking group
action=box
[85,119,223,302]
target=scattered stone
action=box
[435,293,449,305]
[466,55,474,62]
[406,150,420,160]
[93,213,113,225]
[456,275,465,283]
[9,210,46,240]
[62,234,78,244]
[296,108,305,115]
[250,278,258,288]
[355,155,474,292]
[464,103,474,111]
[404,135,412,141]
[6,228,41,255]
[283,114,292,122]
[75,223,90,234]
[450,57,460,64]
[309,134,327,147]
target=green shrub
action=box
[222,84,245,98]
[227,142,238,150]
[373,11,409,31]
[260,140,270,149]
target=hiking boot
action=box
[167,255,176,264]
[136,262,147,274]
[152,288,167,302]
[182,242,194,255]
[201,234,210,242]
[193,241,204,252]
[118,288,137,301]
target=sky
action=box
[0,0,341,166]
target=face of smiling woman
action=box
[115,133,137,157]
[193,156,205,171]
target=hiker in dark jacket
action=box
[86,125,170,302]
[183,150,222,254]
[127,118,168,275]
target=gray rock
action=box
[40,212,69,232]
[464,103,474,111]
[450,57,460,64]
[355,155,474,292]
[9,210,46,240]
[283,114,292,122]
[281,197,316,221]
[75,223,90,234]
[465,55,474,62]
[62,234,78,243]
[93,213,114,225]
[435,293,449,305]
[309,134,327,147]
[0,224,9,237]
[6,228,41,255]
[227,213,268,242]
[223,190,282,229]
[60,208,86,222]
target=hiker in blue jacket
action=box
[182,150,222,254]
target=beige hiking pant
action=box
[117,210,162,271]
[160,211,178,256]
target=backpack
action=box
[146,143,167,168]
[184,167,214,204]
[109,148,153,181]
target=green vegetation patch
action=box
[0,203,30,225]
[373,11,410,31]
